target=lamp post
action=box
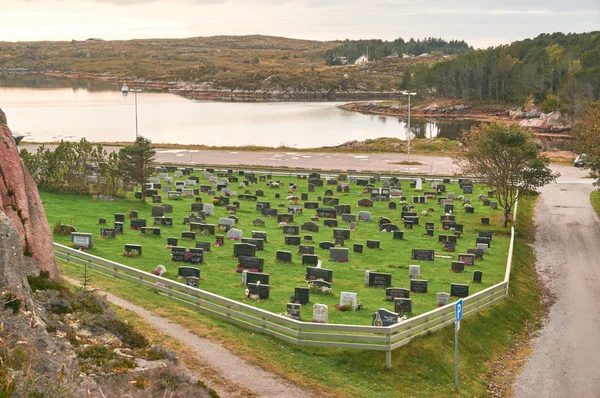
[402,91,417,162]
[121,83,142,140]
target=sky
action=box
[1,0,598,48]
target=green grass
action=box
[42,173,509,325]
[55,194,540,397]
[591,190,600,218]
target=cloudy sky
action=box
[1,0,598,48]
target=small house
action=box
[354,54,369,65]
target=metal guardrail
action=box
[53,199,518,369]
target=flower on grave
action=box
[278,222,287,228]
[308,275,316,280]
[184,252,192,261]
[249,293,260,301]
[337,258,344,263]
[422,210,429,216]
[385,295,393,301]
[152,269,160,276]
[245,288,250,298]
[295,300,300,304]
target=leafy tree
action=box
[454,122,559,227]
[118,136,156,202]
[571,101,600,185]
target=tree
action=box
[454,121,559,227]
[572,101,600,186]
[118,136,156,202]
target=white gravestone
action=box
[312,304,329,323]
[340,292,357,311]
[203,204,215,216]
[415,177,423,191]
[409,265,420,279]
[227,228,243,240]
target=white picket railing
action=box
[54,198,518,369]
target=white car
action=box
[574,154,587,168]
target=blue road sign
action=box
[455,299,463,323]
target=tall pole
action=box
[455,322,459,389]
[134,91,138,139]
[407,94,411,163]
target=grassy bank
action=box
[591,190,600,218]
[42,172,509,325]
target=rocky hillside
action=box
[0,108,213,396]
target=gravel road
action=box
[513,179,600,397]
[88,287,319,398]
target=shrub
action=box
[77,344,136,374]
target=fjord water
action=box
[0,74,475,147]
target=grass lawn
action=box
[591,190,600,218]
[42,172,509,325]
[55,193,540,397]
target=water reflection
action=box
[0,73,479,147]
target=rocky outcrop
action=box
[518,111,572,133]
[0,108,58,279]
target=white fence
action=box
[54,201,518,369]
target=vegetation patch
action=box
[591,190,600,218]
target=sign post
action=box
[455,299,463,389]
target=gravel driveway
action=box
[513,179,600,397]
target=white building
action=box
[354,54,369,65]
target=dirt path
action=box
[66,279,319,398]
[513,180,600,397]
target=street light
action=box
[402,91,417,162]
[122,82,142,140]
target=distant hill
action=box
[0,35,450,97]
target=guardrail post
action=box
[386,329,392,369]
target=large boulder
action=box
[0,108,58,279]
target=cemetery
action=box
[45,168,510,325]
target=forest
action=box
[401,32,600,119]
[324,37,472,64]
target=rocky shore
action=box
[339,101,573,133]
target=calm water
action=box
[0,74,477,148]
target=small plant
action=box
[308,283,332,295]
[123,249,140,258]
[2,290,23,313]
[335,304,353,312]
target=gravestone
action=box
[227,228,243,240]
[276,250,293,263]
[410,279,428,293]
[353,244,363,253]
[285,236,301,246]
[339,292,357,310]
[287,303,302,321]
[458,254,475,266]
[245,271,270,286]
[312,304,328,323]
[306,267,333,283]
[366,240,380,249]
[412,249,434,261]
[451,261,465,273]
[233,243,256,257]
[329,248,349,263]
[247,282,270,299]
[236,256,264,273]
[365,271,392,287]
[323,219,338,228]
[124,244,142,255]
[385,288,410,304]
[451,283,469,297]
[294,287,310,305]
[114,213,125,222]
[114,222,124,234]
[358,211,372,222]
[203,204,215,216]
[409,265,420,279]
[283,225,300,235]
[100,228,116,238]
[394,298,412,315]
[467,248,485,260]
[178,266,200,278]
[437,292,450,307]
[372,308,398,326]
[71,232,93,249]
[393,231,404,240]
[473,270,483,283]
[302,254,319,266]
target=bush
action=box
[77,344,136,374]
[28,272,63,292]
